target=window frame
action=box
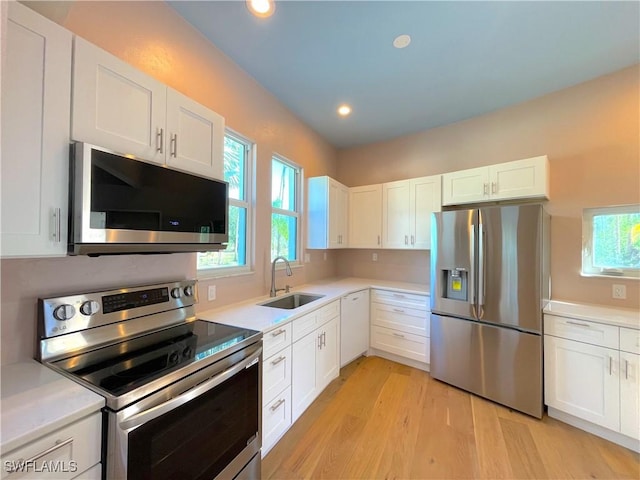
[582,204,640,279]
[197,130,254,278]
[271,154,303,266]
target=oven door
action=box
[106,342,262,480]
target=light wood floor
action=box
[263,356,640,480]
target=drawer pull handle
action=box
[392,333,405,338]
[271,356,286,366]
[19,437,73,465]
[393,293,405,298]
[566,320,591,328]
[393,308,405,313]
[609,356,613,375]
[270,398,286,411]
[625,359,629,380]
[271,329,286,337]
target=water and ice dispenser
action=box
[441,268,468,301]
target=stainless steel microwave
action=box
[68,143,228,255]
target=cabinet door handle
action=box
[271,329,286,337]
[392,332,405,338]
[318,333,322,349]
[51,207,61,242]
[156,128,164,153]
[483,183,489,195]
[322,331,326,347]
[393,293,406,299]
[609,356,613,375]
[625,359,629,379]
[170,133,178,157]
[19,437,73,466]
[566,320,591,328]
[411,235,415,245]
[271,356,286,366]
[270,398,286,411]
[393,308,405,313]
[404,235,408,245]
[491,182,497,194]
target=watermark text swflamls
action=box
[4,459,78,474]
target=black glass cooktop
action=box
[57,321,259,397]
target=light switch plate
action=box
[612,284,626,299]
[208,285,217,301]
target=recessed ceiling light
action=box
[337,104,352,117]
[247,0,275,18]
[393,34,411,49]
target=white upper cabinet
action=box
[72,37,224,179]
[1,2,72,257]
[349,184,382,248]
[442,155,549,206]
[382,175,441,250]
[307,176,348,249]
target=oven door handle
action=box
[120,346,262,431]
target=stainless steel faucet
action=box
[270,256,292,297]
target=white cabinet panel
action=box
[370,325,429,363]
[317,316,340,391]
[1,2,71,257]
[165,88,224,179]
[72,37,166,163]
[545,315,619,350]
[621,328,640,355]
[307,176,348,249]
[263,345,292,406]
[263,323,292,359]
[620,351,640,440]
[291,329,320,422]
[544,335,620,431]
[348,185,382,248]
[262,386,292,455]
[442,166,488,206]
[340,290,370,367]
[411,175,442,249]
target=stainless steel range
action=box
[37,279,262,480]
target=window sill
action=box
[197,267,254,280]
[580,272,639,281]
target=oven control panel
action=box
[38,279,198,339]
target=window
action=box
[197,133,253,274]
[582,204,640,278]
[271,156,301,262]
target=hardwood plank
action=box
[263,356,640,480]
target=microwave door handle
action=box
[477,215,486,319]
[120,346,262,431]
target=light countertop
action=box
[0,360,105,454]
[198,277,429,333]
[544,300,639,330]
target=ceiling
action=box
[168,1,640,149]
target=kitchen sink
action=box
[259,293,325,310]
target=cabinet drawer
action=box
[262,386,292,456]
[264,323,292,359]
[370,325,429,363]
[371,289,428,310]
[371,303,428,337]
[544,314,619,349]
[292,311,318,342]
[621,328,640,355]
[316,300,340,326]
[1,413,101,480]
[263,345,292,405]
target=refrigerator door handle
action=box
[477,216,486,318]
[470,219,478,319]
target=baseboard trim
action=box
[547,407,640,453]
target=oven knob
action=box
[53,304,75,321]
[168,351,180,364]
[80,300,100,316]
[170,288,182,299]
[183,285,194,297]
[182,346,193,358]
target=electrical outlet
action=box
[612,284,626,299]
[208,285,217,301]
[372,253,378,262]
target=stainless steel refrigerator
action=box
[430,204,550,418]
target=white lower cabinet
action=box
[0,413,102,480]
[370,289,430,367]
[262,386,292,456]
[544,314,640,449]
[292,313,340,422]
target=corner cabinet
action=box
[1,2,72,257]
[72,37,224,179]
[382,175,441,250]
[442,155,549,206]
[544,314,640,451]
[307,177,349,249]
[348,185,382,248]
